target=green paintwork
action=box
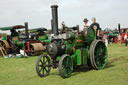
[108,32,118,38]
[38,36,51,43]
[93,41,107,69]
[64,41,73,54]
[46,34,49,37]
[56,56,61,61]
[2,36,23,47]
[16,41,24,47]
[21,29,37,33]
[38,36,47,40]
[0,25,25,48]
[2,35,7,40]
[60,31,106,67]
[83,48,88,65]
[56,30,96,66]
[0,25,25,31]
[0,27,14,30]
[12,37,24,47]
[29,30,37,33]
[69,32,75,40]
[75,49,81,65]
[37,25,107,78]
[71,54,77,64]
[71,48,88,65]
[44,40,51,43]
[61,55,73,78]
[86,27,96,45]
[56,35,89,66]
[73,34,85,48]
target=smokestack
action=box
[118,23,121,33]
[24,22,29,39]
[51,19,53,34]
[51,5,58,36]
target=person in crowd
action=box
[90,17,101,39]
[37,29,46,36]
[18,31,21,35]
[60,21,67,33]
[124,32,128,46]
[103,34,108,46]
[117,33,122,44]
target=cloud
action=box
[0,0,127,33]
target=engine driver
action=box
[10,29,19,37]
[83,18,89,35]
[90,17,101,39]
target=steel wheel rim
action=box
[36,54,51,77]
[0,42,6,49]
[62,56,73,77]
[0,41,3,47]
[90,40,107,70]
[59,54,73,78]
[0,41,9,53]
[93,40,107,69]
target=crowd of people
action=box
[83,17,101,39]
[117,32,128,47]
[83,17,128,47]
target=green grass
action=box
[0,44,128,85]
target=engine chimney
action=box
[24,22,29,39]
[51,5,59,36]
[118,23,121,33]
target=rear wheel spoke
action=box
[44,60,48,65]
[39,68,43,73]
[38,65,42,67]
[44,67,49,73]
[43,56,45,63]
[43,69,44,75]
[40,60,43,64]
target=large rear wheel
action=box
[89,40,107,70]
[0,40,10,54]
[36,54,51,77]
[58,54,73,78]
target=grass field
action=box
[0,44,128,85]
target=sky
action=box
[0,0,128,33]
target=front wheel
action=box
[58,54,73,78]
[36,54,51,77]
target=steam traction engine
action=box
[0,22,50,57]
[36,5,108,78]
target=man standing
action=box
[124,32,128,46]
[60,21,66,33]
[90,17,101,39]
[83,18,89,35]
[117,33,122,45]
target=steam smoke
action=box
[51,0,59,5]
